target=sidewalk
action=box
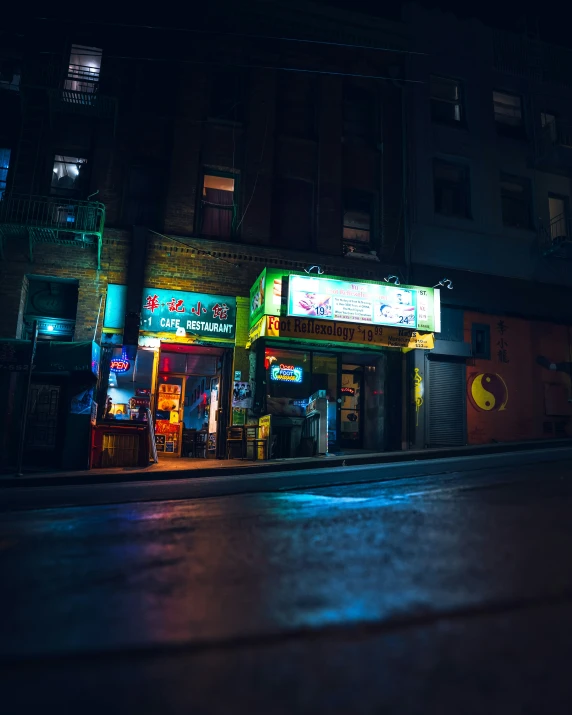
[2,438,572,489]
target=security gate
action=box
[426,357,466,447]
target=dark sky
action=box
[315,0,572,48]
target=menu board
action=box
[287,275,440,332]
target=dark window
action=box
[209,69,243,123]
[343,190,373,255]
[272,177,314,249]
[50,155,89,198]
[493,91,525,138]
[541,112,558,143]
[500,174,533,229]
[430,76,464,125]
[343,84,375,144]
[471,323,490,359]
[123,164,164,229]
[0,147,11,198]
[277,73,316,140]
[200,171,236,238]
[433,160,471,218]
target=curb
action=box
[2,439,572,490]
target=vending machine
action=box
[305,390,329,455]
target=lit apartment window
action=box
[493,91,524,137]
[201,172,236,238]
[51,155,89,198]
[343,191,373,254]
[64,45,102,94]
[430,76,463,125]
[500,174,533,229]
[0,148,11,198]
[433,160,471,218]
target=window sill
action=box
[431,119,468,131]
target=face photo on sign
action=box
[292,291,332,317]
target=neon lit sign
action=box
[287,274,441,332]
[341,386,355,396]
[270,363,303,383]
[110,358,130,373]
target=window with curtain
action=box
[493,91,525,138]
[201,172,236,238]
[51,155,89,198]
[0,148,11,198]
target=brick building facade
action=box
[0,2,416,467]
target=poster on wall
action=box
[232,381,252,408]
[287,275,440,332]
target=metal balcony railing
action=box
[0,193,105,267]
[540,211,572,258]
[21,61,117,121]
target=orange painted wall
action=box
[464,312,572,444]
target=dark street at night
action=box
[2,458,572,713]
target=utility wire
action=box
[34,15,428,56]
[38,51,423,83]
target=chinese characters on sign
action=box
[496,320,509,364]
[140,288,236,339]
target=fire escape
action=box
[0,45,117,269]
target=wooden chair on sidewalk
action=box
[226,426,245,459]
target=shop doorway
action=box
[154,344,231,459]
[340,364,364,449]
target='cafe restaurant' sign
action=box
[140,288,237,339]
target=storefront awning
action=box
[0,339,100,376]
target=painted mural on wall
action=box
[467,373,508,412]
[465,312,572,445]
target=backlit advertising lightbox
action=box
[287,275,440,332]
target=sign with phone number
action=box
[262,316,434,350]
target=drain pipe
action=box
[93,293,103,343]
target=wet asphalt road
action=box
[2,459,572,713]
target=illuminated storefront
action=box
[100,284,237,463]
[246,268,440,457]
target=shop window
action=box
[105,348,154,420]
[265,348,310,415]
[433,160,471,219]
[272,177,314,249]
[500,174,533,229]
[51,155,89,198]
[277,72,316,140]
[471,323,490,360]
[0,147,10,199]
[343,190,373,254]
[430,75,464,126]
[343,83,375,143]
[493,90,525,139]
[200,171,236,238]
